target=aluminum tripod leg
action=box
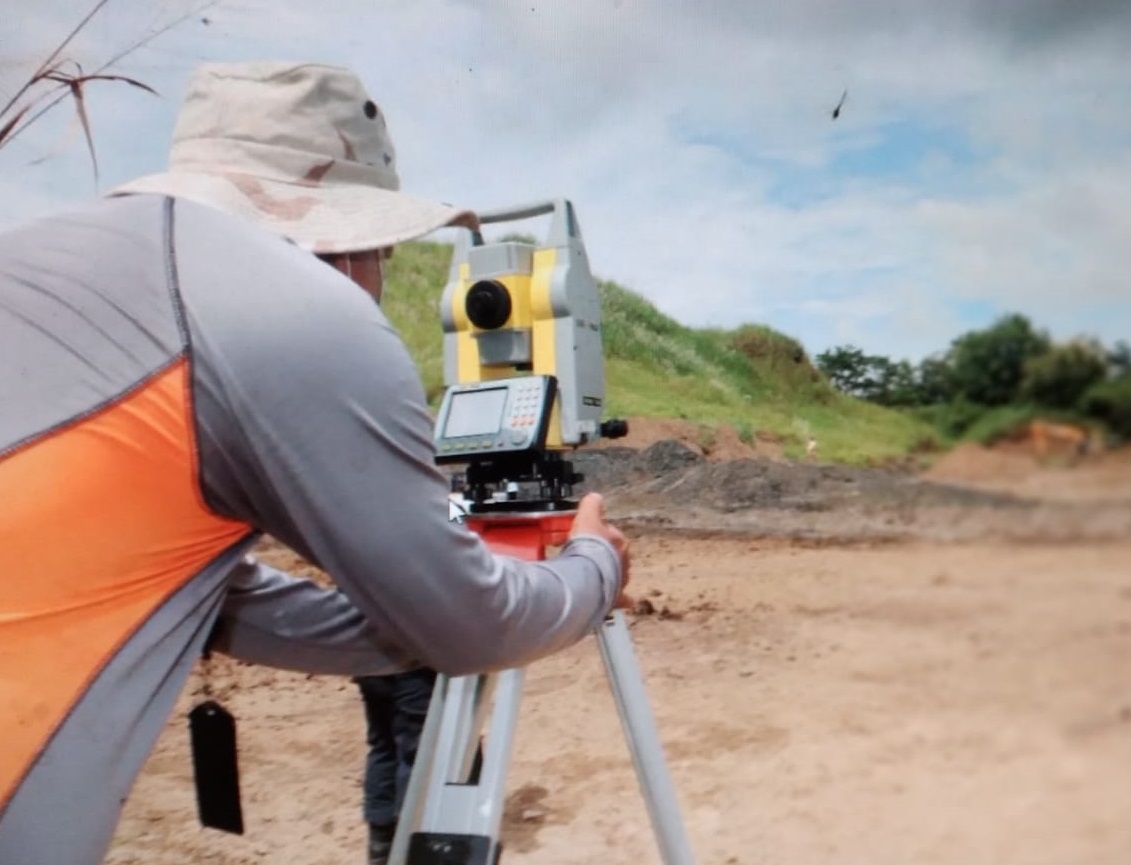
[388,677,445,865]
[391,612,697,865]
[597,610,696,865]
[390,669,525,865]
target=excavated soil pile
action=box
[567,440,1131,543]
[922,441,1037,485]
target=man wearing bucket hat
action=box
[112,59,460,865]
[0,61,630,865]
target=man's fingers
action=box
[570,493,606,536]
[578,492,605,520]
[568,492,631,607]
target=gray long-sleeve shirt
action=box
[0,194,620,864]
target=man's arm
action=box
[172,199,623,675]
[207,555,417,676]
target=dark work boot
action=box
[368,822,396,865]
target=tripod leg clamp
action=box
[408,831,499,865]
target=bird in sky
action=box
[832,88,848,120]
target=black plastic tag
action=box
[188,699,244,835]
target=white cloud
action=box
[2,0,1129,363]
[918,156,1131,346]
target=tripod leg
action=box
[597,611,697,865]
[389,674,448,865]
[390,670,526,865]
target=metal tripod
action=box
[387,510,697,865]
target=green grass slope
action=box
[382,241,936,464]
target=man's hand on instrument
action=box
[570,492,632,609]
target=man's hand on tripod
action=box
[570,493,632,609]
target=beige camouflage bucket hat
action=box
[111,61,475,253]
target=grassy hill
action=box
[382,241,937,465]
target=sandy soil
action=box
[105,436,1131,865]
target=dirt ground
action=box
[106,427,1131,865]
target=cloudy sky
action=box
[2,0,1129,362]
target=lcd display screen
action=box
[443,387,509,438]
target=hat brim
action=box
[108,171,477,253]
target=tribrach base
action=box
[463,510,575,561]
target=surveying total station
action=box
[387,201,697,865]
[434,197,628,511]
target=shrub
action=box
[1080,375,1131,440]
[1020,339,1108,409]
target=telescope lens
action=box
[465,280,512,330]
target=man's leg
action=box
[356,676,398,864]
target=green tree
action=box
[815,345,873,397]
[914,354,954,405]
[870,357,919,407]
[1080,374,1131,439]
[1107,339,1131,378]
[946,313,1051,407]
[1020,339,1108,409]
[818,346,949,407]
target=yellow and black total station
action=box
[434,199,627,510]
[394,201,696,865]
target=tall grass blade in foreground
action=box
[0,0,216,177]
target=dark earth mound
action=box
[568,440,1129,543]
